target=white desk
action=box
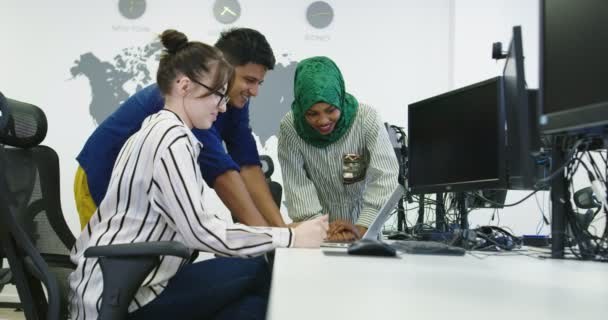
[268,248,608,320]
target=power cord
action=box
[466,190,539,208]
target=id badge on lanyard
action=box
[342,153,367,184]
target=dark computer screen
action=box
[540,0,608,133]
[503,26,540,190]
[408,77,506,194]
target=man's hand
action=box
[293,215,329,248]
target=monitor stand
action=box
[550,138,568,258]
[436,192,447,232]
[457,192,469,230]
[416,195,425,228]
[397,196,405,232]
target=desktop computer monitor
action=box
[408,77,507,194]
[539,0,608,134]
[503,26,541,190]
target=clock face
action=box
[118,0,147,20]
[213,0,241,24]
[306,1,334,29]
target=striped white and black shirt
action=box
[278,104,399,227]
[69,109,294,320]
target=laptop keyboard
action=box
[321,241,351,248]
[390,240,466,256]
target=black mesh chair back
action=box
[4,146,76,309]
[0,98,73,319]
[0,151,65,319]
[4,146,75,253]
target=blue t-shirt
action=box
[77,84,261,205]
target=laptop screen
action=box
[362,185,405,240]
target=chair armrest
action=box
[41,253,76,269]
[84,241,190,320]
[84,241,190,259]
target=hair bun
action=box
[160,29,189,54]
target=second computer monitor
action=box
[503,26,541,190]
[408,77,507,194]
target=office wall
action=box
[0,0,451,235]
[452,0,539,89]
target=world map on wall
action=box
[70,43,296,146]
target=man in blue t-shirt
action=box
[75,28,286,229]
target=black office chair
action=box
[0,96,190,320]
[260,155,282,207]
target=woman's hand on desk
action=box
[293,215,329,248]
[327,220,360,242]
[355,225,368,239]
[328,231,357,242]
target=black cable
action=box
[466,190,539,207]
[562,156,608,260]
[587,151,605,184]
[535,139,589,189]
[473,232,514,251]
[595,149,608,163]
[463,143,587,233]
[573,155,593,174]
[535,157,578,189]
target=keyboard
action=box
[321,241,352,248]
[390,240,466,256]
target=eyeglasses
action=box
[191,78,230,107]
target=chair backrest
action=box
[260,155,282,207]
[0,94,190,320]
[3,146,75,254]
[0,96,74,320]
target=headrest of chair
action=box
[0,94,47,148]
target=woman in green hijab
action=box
[278,56,399,241]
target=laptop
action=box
[321,185,405,248]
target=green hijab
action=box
[292,56,358,148]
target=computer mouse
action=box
[347,239,396,257]
[387,232,410,240]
